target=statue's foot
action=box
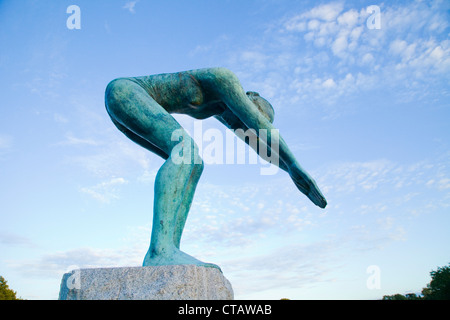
[143,246,221,272]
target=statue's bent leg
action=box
[105,78,218,269]
[106,117,194,249]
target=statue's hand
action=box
[288,163,327,209]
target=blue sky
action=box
[0,0,449,300]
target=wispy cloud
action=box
[80,177,128,203]
[193,1,449,117]
[53,113,69,124]
[8,246,143,279]
[123,1,139,14]
[0,134,12,150]
[60,91,154,179]
[54,133,100,147]
[184,180,313,238]
[0,232,35,248]
[68,138,152,178]
[8,152,448,298]
[281,1,450,88]
[20,35,69,100]
[225,240,340,295]
[283,1,449,65]
[7,224,152,280]
[178,150,449,274]
[0,134,13,159]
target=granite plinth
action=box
[58,265,233,300]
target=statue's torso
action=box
[129,69,226,119]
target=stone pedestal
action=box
[58,265,233,300]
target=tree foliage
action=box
[382,263,450,300]
[422,264,450,300]
[0,276,21,300]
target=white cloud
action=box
[319,159,397,194]
[285,3,357,45]
[80,177,128,203]
[437,178,450,190]
[0,232,35,247]
[187,2,447,118]
[239,51,268,71]
[11,152,449,298]
[53,113,69,124]
[123,1,139,14]
[0,134,13,159]
[67,133,153,178]
[60,91,156,179]
[316,154,450,219]
[224,240,339,295]
[180,154,450,257]
[302,2,344,22]
[288,71,365,111]
[323,78,336,88]
[252,1,447,113]
[283,1,450,72]
[0,134,12,150]
[389,39,407,56]
[8,246,144,279]
[377,216,394,230]
[337,9,359,27]
[332,34,348,56]
[180,177,319,250]
[55,133,100,147]
[361,52,374,64]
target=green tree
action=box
[382,293,409,300]
[0,276,21,300]
[382,263,450,300]
[404,293,422,300]
[422,264,450,300]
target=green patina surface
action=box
[105,67,327,270]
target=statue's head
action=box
[246,91,274,123]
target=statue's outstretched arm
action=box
[215,111,289,172]
[215,86,327,208]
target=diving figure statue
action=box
[105,67,327,269]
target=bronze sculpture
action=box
[105,68,327,269]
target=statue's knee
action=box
[195,157,204,174]
[105,78,132,116]
[187,152,204,173]
[211,68,238,82]
[106,78,128,99]
[191,143,204,172]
